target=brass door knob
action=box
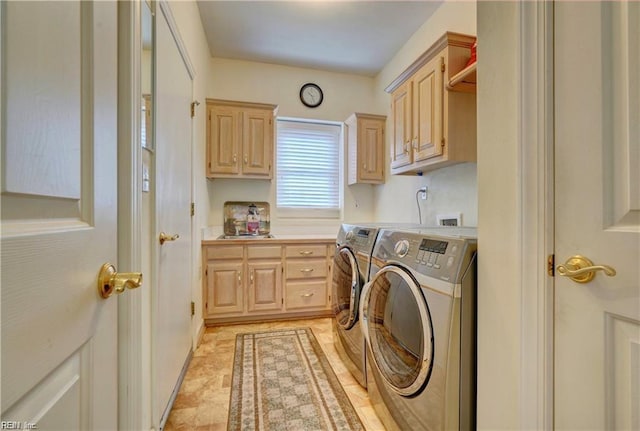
[98,263,143,299]
[556,255,616,284]
[159,232,180,245]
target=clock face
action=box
[300,83,323,108]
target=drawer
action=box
[285,281,327,310]
[206,245,243,260]
[285,245,327,258]
[286,258,327,279]
[247,245,282,259]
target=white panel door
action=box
[154,5,193,426]
[1,1,120,429]
[555,2,640,429]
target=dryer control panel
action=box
[336,224,379,255]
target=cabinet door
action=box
[413,55,444,162]
[247,261,283,313]
[208,105,240,175]
[205,261,244,316]
[242,109,273,176]
[390,80,413,168]
[358,117,385,182]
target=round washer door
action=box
[331,246,360,330]
[362,264,434,397]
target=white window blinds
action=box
[276,119,341,217]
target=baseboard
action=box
[195,319,206,348]
[158,349,193,431]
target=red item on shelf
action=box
[465,39,477,68]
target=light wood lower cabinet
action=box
[203,240,334,324]
[247,261,282,313]
[284,244,329,311]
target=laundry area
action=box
[2,1,638,431]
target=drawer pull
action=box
[299,250,313,256]
[301,292,314,298]
[300,268,314,273]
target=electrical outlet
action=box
[420,191,427,200]
[437,213,462,226]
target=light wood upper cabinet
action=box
[387,32,477,175]
[412,54,444,162]
[346,113,386,184]
[206,99,278,179]
[390,80,413,169]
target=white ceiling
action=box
[196,1,443,77]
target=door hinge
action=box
[191,301,195,316]
[190,202,195,217]
[281,298,284,305]
[547,254,555,277]
[441,137,446,147]
[190,101,200,118]
[441,57,445,73]
[205,268,208,276]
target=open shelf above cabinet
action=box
[447,61,476,93]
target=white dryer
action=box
[361,227,477,430]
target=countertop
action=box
[201,226,337,245]
[201,235,337,246]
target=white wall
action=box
[476,1,522,429]
[372,0,478,226]
[206,59,381,232]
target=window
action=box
[276,119,341,218]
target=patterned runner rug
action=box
[227,327,364,431]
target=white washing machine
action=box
[331,224,380,388]
[360,227,477,430]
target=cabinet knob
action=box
[233,154,237,163]
[300,292,314,298]
[299,250,313,256]
[244,155,248,164]
[300,268,314,273]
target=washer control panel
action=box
[375,228,477,282]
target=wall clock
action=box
[299,83,323,108]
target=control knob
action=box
[394,240,410,257]
[345,231,355,242]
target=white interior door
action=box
[554,2,640,429]
[1,1,120,429]
[153,4,194,425]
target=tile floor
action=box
[164,317,385,431]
